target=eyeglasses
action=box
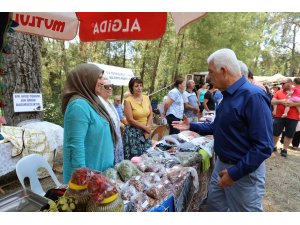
[99,83,113,90]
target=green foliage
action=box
[43,93,64,126]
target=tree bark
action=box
[173,33,185,81]
[139,43,149,82]
[2,33,43,125]
[289,24,297,77]
[149,38,163,94]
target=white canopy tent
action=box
[255,73,295,85]
[89,63,134,86]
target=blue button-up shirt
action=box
[190,76,273,181]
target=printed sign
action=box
[77,12,167,41]
[90,63,134,86]
[13,93,44,112]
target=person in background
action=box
[271,86,280,95]
[213,89,223,106]
[238,60,248,77]
[281,77,300,118]
[96,77,124,165]
[264,86,272,101]
[197,83,208,115]
[62,64,116,184]
[173,48,273,212]
[158,95,168,125]
[113,95,125,124]
[272,78,300,157]
[123,77,152,159]
[239,60,267,92]
[164,77,186,134]
[184,80,199,122]
[203,83,216,114]
[291,121,300,149]
[122,91,132,110]
[248,69,267,92]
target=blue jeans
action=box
[207,158,266,212]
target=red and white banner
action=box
[13,12,79,40]
[76,12,167,41]
[12,12,167,41]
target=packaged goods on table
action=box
[178,142,200,152]
[130,192,151,212]
[174,152,202,167]
[86,173,124,212]
[103,168,121,181]
[116,160,141,182]
[129,176,146,192]
[120,182,138,201]
[177,131,200,142]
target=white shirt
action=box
[166,88,185,119]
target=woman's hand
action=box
[144,125,151,134]
[144,132,150,139]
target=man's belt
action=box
[219,157,237,165]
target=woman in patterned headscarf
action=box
[62,63,116,184]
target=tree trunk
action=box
[139,43,149,82]
[106,42,111,65]
[173,33,185,81]
[2,33,43,125]
[289,24,297,77]
[60,40,68,90]
[149,38,163,94]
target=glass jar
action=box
[86,193,124,212]
[64,181,90,212]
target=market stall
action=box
[0,129,214,212]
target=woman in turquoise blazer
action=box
[61,64,116,184]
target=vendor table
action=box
[174,157,214,212]
[0,142,21,177]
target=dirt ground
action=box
[1,145,300,212]
[264,145,300,212]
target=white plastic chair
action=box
[16,154,62,196]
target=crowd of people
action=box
[61,48,299,212]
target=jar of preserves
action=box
[64,181,90,211]
[86,193,124,212]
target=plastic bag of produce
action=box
[175,152,202,167]
[140,172,161,189]
[70,167,94,185]
[145,183,169,200]
[116,160,141,182]
[120,182,138,200]
[87,174,118,204]
[129,176,146,192]
[103,168,120,182]
[130,192,151,212]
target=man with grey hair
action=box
[238,60,248,77]
[172,48,273,211]
[183,80,199,122]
